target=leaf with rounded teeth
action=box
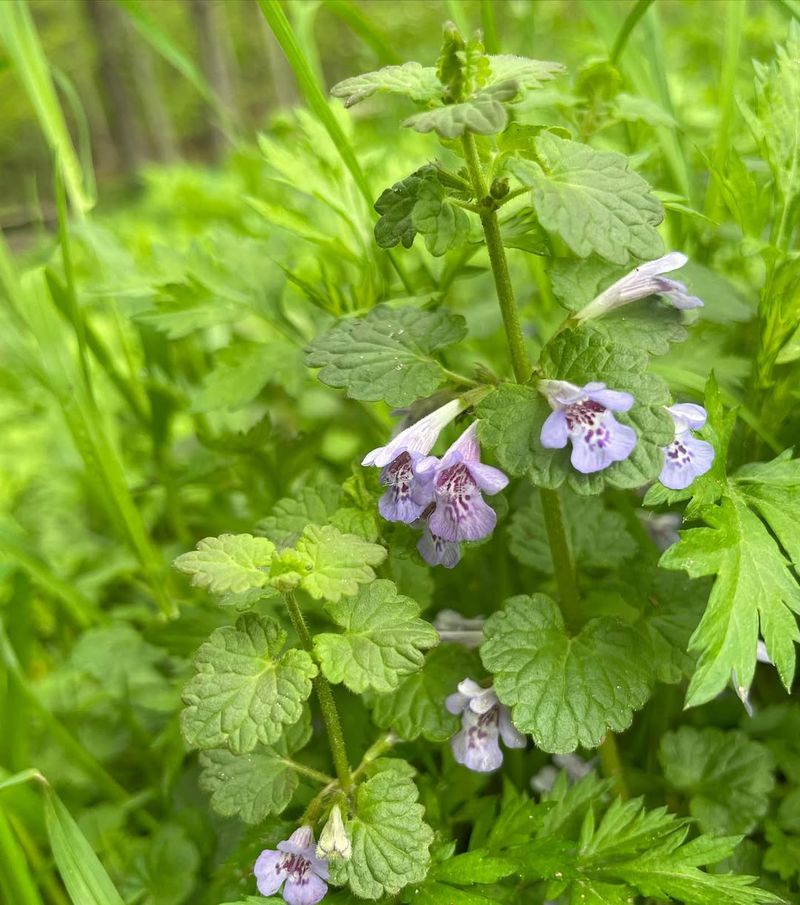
[174,534,275,595]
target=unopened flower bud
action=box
[316,805,351,861]
[490,178,510,200]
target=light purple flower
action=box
[659,403,715,490]
[417,521,461,568]
[254,826,328,905]
[575,252,703,322]
[428,423,509,542]
[539,379,637,474]
[446,679,525,772]
[362,400,461,524]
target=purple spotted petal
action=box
[378,487,426,523]
[660,433,715,489]
[417,525,461,569]
[283,871,328,905]
[451,709,504,772]
[254,850,285,897]
[430,482,497,542]
[667,403,707,432]
[378,451,433,523]
[498,707,526,749]
[540,409,569,448]
[440,421,480,468]
[467,461,509,494]
[584,386,634,413]
[569,412,637,474]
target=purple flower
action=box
[446,679,525,772]
[254,826,328,905]
[539,380,637,474]
[659,403,715,490]
[428,423,509,542]
[362,400,461,524]
[575,252,703,322]
[417,521,461,568]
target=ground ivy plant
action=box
[171,23,799,905]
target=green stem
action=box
[462,133,532,385]
[280,759,335,786]
[352,732,397,781]
[284,593,353,793]
[539,487,582,632]
[598,733,629,800]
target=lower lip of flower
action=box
[436,462,477,507]
[565,400,610,448]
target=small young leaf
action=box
[333,761,433,899]
[481,595,655,753]
[330,62,441,108]
[181,614,317,753]
[315,579,438,693]
[258,485,343,547]
[659,726,775,835]
[372,644,480,741]
[293,524,386,602]
[525,132,664,264]
[174,534,276,595]
[305,305,466,407]
[403,81,518,139]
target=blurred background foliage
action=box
[1,1,799,903]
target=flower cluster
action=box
[445,679,525,772]
[363,403,508,567]
[255,826,329,905]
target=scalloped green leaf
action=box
[174,534,276,595]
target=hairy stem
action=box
[284,592,353,793]
[598,732,629,799]
[280,758,335,785]
[539,487,582,632]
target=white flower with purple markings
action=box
[254,826,328,905]
[427,422,509,542]
[575,252,703,322]
[659,403,715,490]
[362,399,461,523]
[446,679,525,772]
[539,379,637,474]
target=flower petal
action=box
[440,421,480,468]
[453,710,504,772]
[445,691,469,715]
[283,872,328,905]
[429,490,496,542]
[362,400,462,467]
[417,525,461,569]
[378,487,426,523]
[584,386,634,412]
[254,850,285,897]
[659,434,715,490]
[569,414,637,474]
[540,409,569,448]
[667,403,707,431]
[498,707,527,749]
[467,462,509,495]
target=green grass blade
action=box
[0,0,94,214]
[610,0,655,63]
[0,807,43,905]
[0,770,45,795]
[43,786,126,905]
[114,0,234,137]
[480,0,500,54]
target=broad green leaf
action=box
[305,305,467,406]
[403,81,518,138]
[43,785,126,905]
[258,485,343,547]
[181,614,317,753]
[509,492,636,572]
[314,579,438,693]
[121,824,200,905]
[174,534,276,595]
[374,166,469,256]
[331,62,441,108]
[332,762,433,899]
[372,644,480,741]
[523,132,664,264]
[293,524,386,602]
[481,595,655,753]
[660,494,800,708]
[659,727,775,835]
[486,54,565,90]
